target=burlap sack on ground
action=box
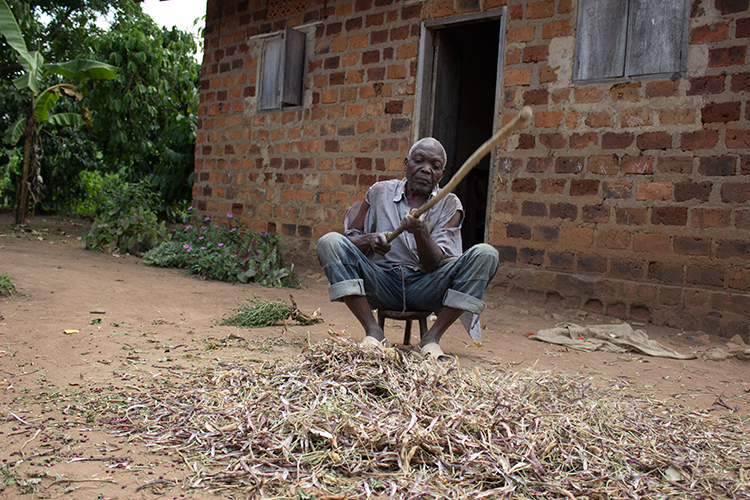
[530,322,696,360]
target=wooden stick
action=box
[386,106,533,243]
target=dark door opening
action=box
[428,20,501,250]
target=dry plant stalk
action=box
[80,340,748,499]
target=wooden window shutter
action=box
[625,0,688,77]
[259,27,305,110]
[574,0,629,81]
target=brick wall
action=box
[194,0,750,339]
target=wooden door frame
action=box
[413,7,508,242]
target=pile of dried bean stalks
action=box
[92,339,749,499]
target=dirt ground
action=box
[0,213,748,499]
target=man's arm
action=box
[346,200,392,255]
[401,210,461,272]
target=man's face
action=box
[403,143,445,196]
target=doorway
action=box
[414,11,506,250]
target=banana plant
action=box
[0,0,117,224]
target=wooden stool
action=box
[377,310,431,346]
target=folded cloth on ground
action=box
[530,322,696,360]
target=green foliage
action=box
[81,16,199,205]
[218,296,293,328]
[142,209,300,288]
[0,274,17,296]
[84,178,166,253]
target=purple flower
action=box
[227,214,232,217]
[185,225,191,230]
[218,243,224,247]
[230,228,237,232]
[205,216,211,221]
[188,206,193,210]
[199,236,204,240]
[200,246,206,250]
[183,244,190,249]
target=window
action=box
[259,27,306,110]
[573,0,690,83]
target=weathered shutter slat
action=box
[625,0,687,77]
[574,0,628,81]
[259,37,283,110]
[281,27,305,106]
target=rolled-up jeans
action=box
[316,232,499,315]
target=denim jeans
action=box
[316,232,499,315]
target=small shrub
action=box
[84,178,167,254]
[143,208,299,288]
[0,274,17,297]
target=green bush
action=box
[0,274,17,297]
[142,208,299,288]
[84,177,167,254]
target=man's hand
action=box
[370,232,392,255]
[400,211,426,235]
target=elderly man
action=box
[316,137,499,360]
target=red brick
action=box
[742,156,750,175]
[615,207,647,225]
[620,156,654,174]
[637,132,671,150]
[675,181,712,202]
[637,182,672,200]
[555,156,583,174]
[495,200,518,214]
[526,0,554,18]
[731,73,750,94]
[577,255,607,273]
[574,87,603,103]
[698,156,736,176]
[648,262,683,284]
[532,226,559,242]
[584,112,613,128]
[737,210,750,229]
[540,179,566,194]
[645,80,678,98]
[721,183,750,202]
[687,265,724,287]
[550,203,577,220]
[603,181,633,199]
[621,107,653,128]
[523,89,549,105]
[507,25,535,43]
[633,233,670,253]
[658,156,693,174]
[597,231,630,250]
[690,22,729,43]
[610,83,640,102]
[521,201,547,217]
[560,227,594,246]
[738,17,750,37]
[570,179,599,196]
[527,157,552,173]
[505,68,532,86]
[540,133,567,149]
[542,19,571,38]
[681,130,719,150]
[692,208,731,228]
[715,0,749,14]
[588,155,618,175]
[511,178,537,193]
[506,223,531,239]
[401,4,421,19]
[523,45,549,62]
[582,205,609,223]
[536,110,563,127]
[518,134,535,149]
[727,129,750,148]
[687,75,725,95]
[602,132,634,149]
[702,102,742,123]
[652,207,688,226]
[570,132,598,149]
[674,236,711,255]
[711,292,750,315]
[709,46,747,67]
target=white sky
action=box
[140,0,207,58]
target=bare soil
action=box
[0,213,748,499]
